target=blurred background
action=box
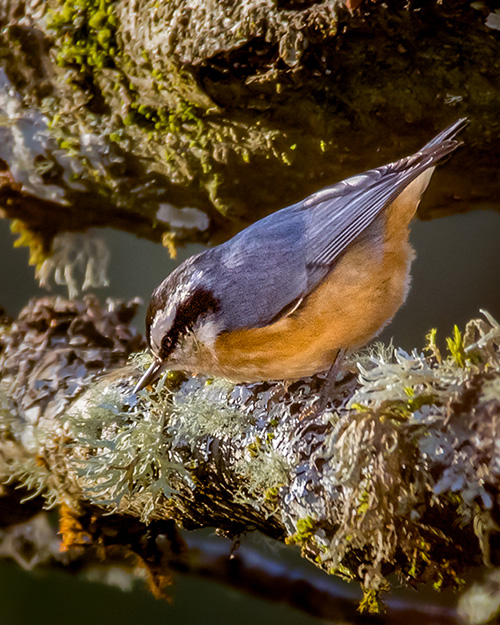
[0,533,327,625]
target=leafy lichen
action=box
[2,304,500,606]
[68,384,193,522]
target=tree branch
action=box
[1,295,499,618]
[0,508,460,624]
[0,0,498,257]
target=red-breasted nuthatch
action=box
[134,119,467,393]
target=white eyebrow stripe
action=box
[151,306,176,351]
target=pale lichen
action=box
[36,232,110,299]
[168,380,251,446]
[68,384,193,522]
[0,401,61,509]
[1,303,500,606]
[458,568,500,625]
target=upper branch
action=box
[0,0,498,257]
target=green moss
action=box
[354,390,438,424]
[328,563,356,581]
[264,486,280,502]
[446,325,467,368]
[432,561,466,592]
[247,437,262,458]
[407,538,432,580]
[356,490,370,518]
[46,0,210,178]
[285,516,317,545]
[350,402,368,413]
[265,431,275,444]
[126,99,208,139]
[358,588,387,614]
[47,0,118,72]
[403,387,437,412]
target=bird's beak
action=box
[133,359,167,394]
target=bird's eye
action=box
[161,335,172,353]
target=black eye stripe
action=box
[153,288,220,359]
[161,335,172,350]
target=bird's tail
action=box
[422,117,469,152]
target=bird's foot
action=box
[299,349,350,421]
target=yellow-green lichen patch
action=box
[285,516,318,546]
[10,219,50,274]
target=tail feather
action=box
[422,117,469,151]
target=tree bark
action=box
[0,0,498,258]
[1,295,499,619]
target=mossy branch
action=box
[0,0,499,259]
[1,296,500,621]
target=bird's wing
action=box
[208,119,466,332]
[300,117,467,269]
[206,208,309,331]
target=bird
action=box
[134,118,467,394]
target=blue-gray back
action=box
[193,119,467,332]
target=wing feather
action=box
[300,118,467,269]
[206,119,467,331]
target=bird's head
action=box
[133,261,221,393]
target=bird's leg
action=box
[299,349,347,421]
[321,348,348,406]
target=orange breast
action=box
[211,173,430,382]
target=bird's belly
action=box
[213,238,414,383]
